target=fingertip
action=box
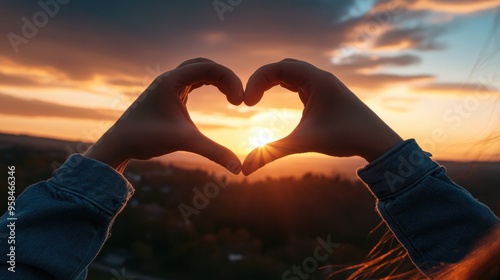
[215,152,242,175]
[243,98,258,107]
[241,149,261,176]
[242,167,254,176]
[175,61,244,104]
[226,95,242,106]
[226,86,244,105]
[188,134,242,175]
[230,98,244,106]
[243,81,264,106]
[222,70,244,105]
[242,138,300,175]
[225,159,242,175]
[243,63,282,106]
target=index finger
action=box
[244,59,319,106]
[169,61,244,105]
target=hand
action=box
[84,58,244,174]
[242,59,403,175]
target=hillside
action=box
[1,132,499,279]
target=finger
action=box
[241,133,305,176]
[244,60,315,106]
[189,81,208,92]
[278,82,309,106]
[176,57,215,68]
[298,90,309,105]
[279,82,300,93]
[280,58,304,63]
[186,133,242,175]
[172,62,244,105]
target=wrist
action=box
[83,137,131,174]
[360,131,403,163]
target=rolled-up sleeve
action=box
[357,139,500,274]
[0,154,134,280]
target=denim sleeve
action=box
[357,139,500,274]
[0,154,134,280]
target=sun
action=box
[250,128,274,149]
[251,138,271,148]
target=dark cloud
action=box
[415,82,498,94]
[1,0,488,98]
[373,26,446,51]
[334,54,421,70]
[335,72,434,91]
[0,72,39,87]
[0,0,357,81]
[0,92,120,120]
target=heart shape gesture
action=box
[86,58,402,176]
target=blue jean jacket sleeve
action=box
[0,154,134,280]
[357,139,500,274]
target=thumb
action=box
[186,133,242,175]
[242,133,305,176]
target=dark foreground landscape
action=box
[1,133,499,280]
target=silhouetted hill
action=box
[1,132,499,279]
[0,132,90,153]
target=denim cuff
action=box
[357,139,439,199]
[49,154,134,216]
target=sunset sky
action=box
[1,0,499,179]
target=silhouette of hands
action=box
[242,59,403,175]
[85,57,402,176]
[84,58,243,174]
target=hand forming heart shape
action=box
[86,58,402,176]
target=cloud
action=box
[0,72,40,87]
[0,0,357,81]
[0,0,493,102]
[379,96,419,112]
[414,82,499,95]
[337,72,434,91]
[333,54,421,72]
[329,53,433,90]
[409,0,500,14]
[372,26,446,51]
[195,123,236,131]
[347,0,497,54]
[0,92,120,120]
[371,0,499,15]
